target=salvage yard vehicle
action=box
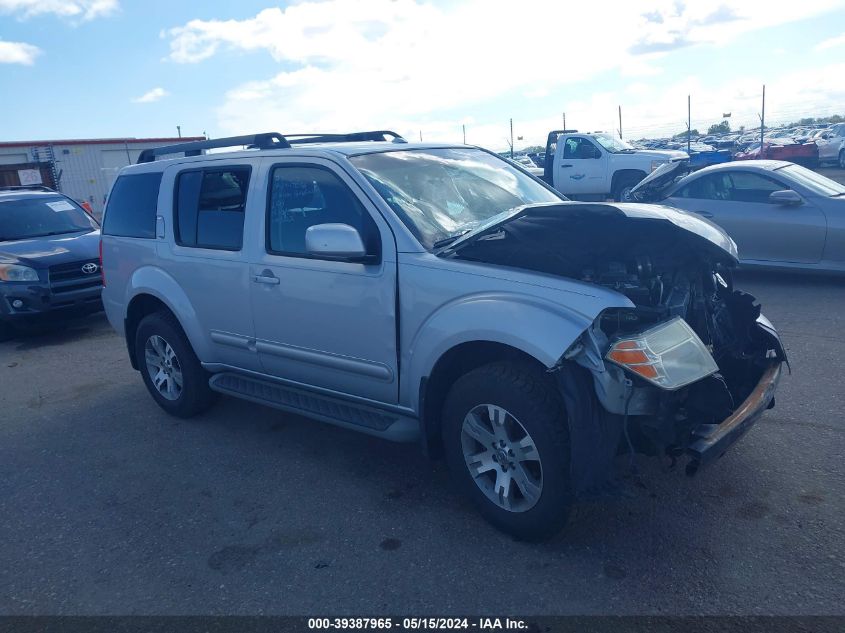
[0,185,103,341]
[734,138,819,167]
[815,123,845,167]
[541,130,687,201]
[630,159,845,274]
[100,131,786,540]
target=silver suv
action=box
[101,131,786,540]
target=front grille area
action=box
[48,259,102,294]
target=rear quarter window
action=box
[102,172,163,238]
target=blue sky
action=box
[2,0,845,150]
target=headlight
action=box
[650,160,666,172]
[605,317,718,390]
[0,264,39,282]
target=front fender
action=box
[125,266,210,361]
[402,291,626,407]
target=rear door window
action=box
[102,172,162,238]
[175,167,250,251]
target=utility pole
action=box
[462,124,466,144]
[176,125,182,138]
[618,105,623,140]
[419,130,423,142]
[759,84,766,159]
[686,96,691,153]
[562,112,566,130]
[510,118,514,158]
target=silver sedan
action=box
[630,160,845,273]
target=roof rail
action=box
[0,185,55,193]
[136,132,290,164]
[285,130,407,145]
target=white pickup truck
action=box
[542,130,688,201]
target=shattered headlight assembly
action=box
[0,264,39,282]
[605,317,718,390]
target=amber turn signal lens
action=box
[607,349,650,365]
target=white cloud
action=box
[0,38,40,64]
[162,0,845,148]
[133,87,168,103]
[0,0,117,21]
[815,32,845,50]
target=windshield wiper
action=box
[432,229,472,250]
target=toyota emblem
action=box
[81,262,99,274]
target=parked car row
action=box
[633,122,845,169]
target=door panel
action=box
[249,159,399,404]
[556,137,607,195]
[159,159,261,370]
[668,170,826,263]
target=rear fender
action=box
[125,266,210,361]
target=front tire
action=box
[613,173,643,202]
[134,312,216,418]
[839,150,845,170]
[441,361,572,541]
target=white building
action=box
[0,136,203,216]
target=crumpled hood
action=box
[0,230,100,268]
[444,202,738,262]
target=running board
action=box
[208,372,419,442]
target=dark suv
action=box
[0,186,103,340]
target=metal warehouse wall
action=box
[0,138,203,216]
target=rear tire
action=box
[441,361,572,541]
[134,311,216,418]
[613,173,644,202]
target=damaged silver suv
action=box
[100,131,786,540]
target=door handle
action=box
[697,211,714,218]
[560,164,573,168]
[252,273,280,285]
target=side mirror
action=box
[305,223,367,259]
[768,190,803,206]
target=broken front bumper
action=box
[685,362,782,475]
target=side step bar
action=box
[208,372,419,442]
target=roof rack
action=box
[136,132,290,164]
[285,131,407,145]
[0,185,55,193]
[136,130,407,164]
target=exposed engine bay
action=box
[447,202,786,490]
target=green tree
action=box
[674,129,699,138]
[707,121,731,135]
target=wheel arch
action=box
[123,267,207,369]
[418,340,555,459]
[611,169,647,196]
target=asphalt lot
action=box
[0,269,842,616]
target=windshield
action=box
[778,164,845,197]
[350,148,562,249]
[593,134,634,153]
[0,195,97,241]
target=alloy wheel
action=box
[144,335,183,401]
[460,404,543,512]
